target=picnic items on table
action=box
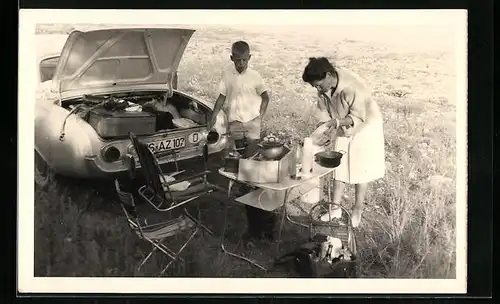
[258,135,288,160]
[236,135,292,184]
[235,133,322,184]
[314,150,347,169]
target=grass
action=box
[33,23,457,278]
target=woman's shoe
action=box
[350,206,363,228]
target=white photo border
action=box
[18,9,468,294]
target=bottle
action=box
[296,140,303,175]
[289,142,303,179]
[289,145,297,179]
[319,241,329,261]
[326,244,334,263]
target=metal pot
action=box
[314,150,347,168]
[258,138,286,160]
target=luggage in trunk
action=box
[87,107,157,138]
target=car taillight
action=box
[201,130,220,144]
[102,146,121,163]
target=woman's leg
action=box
[351,183,369,227]
[321,180,346,220]
[332,180,347,205]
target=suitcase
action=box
[87,107,157,138]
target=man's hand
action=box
[207,116,217,131]
[258,112,265,123]
[209,94,226,131]
[259,91,269,118]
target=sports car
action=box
[35,28,229,186]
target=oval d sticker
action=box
[188,132,202,144]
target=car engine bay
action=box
[62,92,210,139]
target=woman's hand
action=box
[324,118,340,130]
[314,134,331,146]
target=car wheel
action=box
[35,150,51,189]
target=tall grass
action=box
[33,24,457,278]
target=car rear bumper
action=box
[82,135,228,179]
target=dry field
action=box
[33,23,458,278]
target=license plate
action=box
[148,136,186,154]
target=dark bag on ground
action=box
[274,235,358,278]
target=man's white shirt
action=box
[218,65,267,123]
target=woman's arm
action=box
[325,87,367,136]
[342,87,366,128]
[315,94,332,127]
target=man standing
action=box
[209,40,273,246]
[209,40,269,157]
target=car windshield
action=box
[39,56,59,82]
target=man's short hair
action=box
[231,41,250,55]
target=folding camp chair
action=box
[119,132,226,274]
[128,132,223,218]
[115,179,198,276]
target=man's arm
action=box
[259,91,270,118]
[209,93,226,130]
[254,72,269,118]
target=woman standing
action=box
[302,57,385,227]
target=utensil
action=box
[314,150,347,168]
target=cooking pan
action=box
[258,136,287,160]
[314,150,347,168]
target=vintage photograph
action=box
[21,9,467,293]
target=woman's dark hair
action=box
[302,57,336,83]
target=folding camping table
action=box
[218,162,336,271]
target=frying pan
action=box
[314,150,347,168]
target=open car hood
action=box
[52,28,195,97]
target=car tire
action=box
[35,150,51,189]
